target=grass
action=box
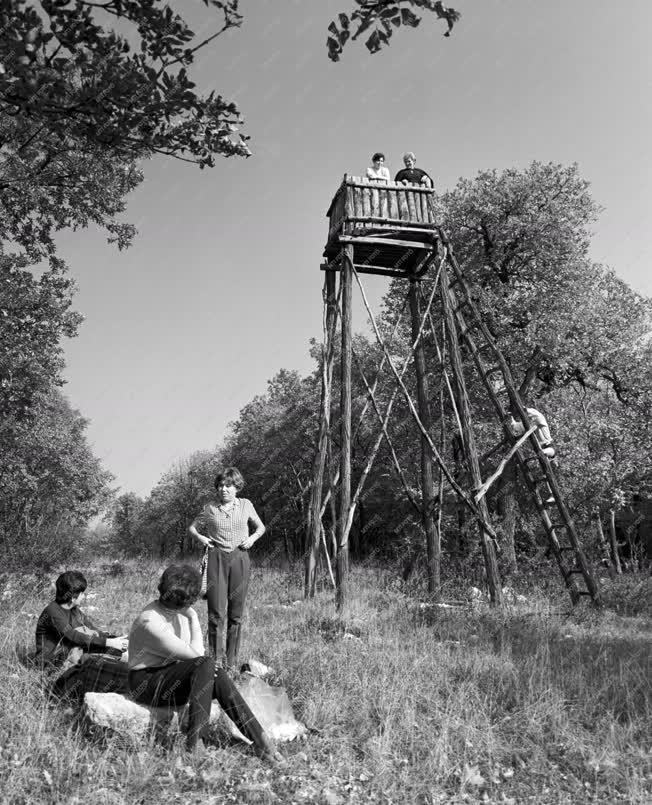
[0,560,650,804]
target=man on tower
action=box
[394,152,433,188]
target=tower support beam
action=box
[336,245,353,613]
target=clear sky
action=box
[58,0,652,498]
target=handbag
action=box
[199,546,209,599]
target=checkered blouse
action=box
[191,498,264,552]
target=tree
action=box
[221,369,319,562]
[372,163,652,577]
[108,451,221,557]
[0,388,113,566]
[0,253,82,419]
[110,492,145,555]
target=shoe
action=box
[254,732,283,764]
[544,496,555,505]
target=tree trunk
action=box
[408,279,439,596]
[497,464,518,574]
[593,509,609,558]
[608,508,623,575]
[451,433,467,557]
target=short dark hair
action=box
[158,564,201,609]
[55,571,87,604]
[371,152,385,162]
[214,467,245,492]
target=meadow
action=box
[0,561,650,805]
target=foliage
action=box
[328,1,461,61]
[220,369,319,561]
[0,1,250,170]
[0,389,113,567]
[1,2,254,561]
[0,252,82,419]
[109,492,145,556]
[106,451,220,557]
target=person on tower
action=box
[365,152,390,182]
[394,152,433,188]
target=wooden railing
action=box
[327,175,437,242]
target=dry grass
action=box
[0,561,650,804]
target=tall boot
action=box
[225,623,242,672]
[208,624,225,667]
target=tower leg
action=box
[305,269,337,598]
[336,246,353,614]
[408,278,440,595]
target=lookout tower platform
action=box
[324,175,438,278]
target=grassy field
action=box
[0,560,650,804]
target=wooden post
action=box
[408,278,439,596]
[336,245,353,613]
[440,268,503,606]
[304,269,337,598]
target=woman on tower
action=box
[365,152,390,182]
[188,467,265,672]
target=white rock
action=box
[83,676,308,744]
[83,692,250,744]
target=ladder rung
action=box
[577,590,595,596]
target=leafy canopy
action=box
[0,1,250,168]
[327,1,461,61]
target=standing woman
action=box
[188,467,265,671]
[365,151,390,182]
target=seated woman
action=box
[34,570,128,668]
[127,564,280,761]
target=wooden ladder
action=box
[438,231,601,606]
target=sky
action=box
[57,0,652,498]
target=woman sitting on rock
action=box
[127,563,280,761]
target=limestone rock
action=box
[83,691,251,744]
[83,676,307,744]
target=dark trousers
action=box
[50,655,130,701]
[128,656,267,752]
[205,548,250,668]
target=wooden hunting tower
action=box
[306,175,601,613]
